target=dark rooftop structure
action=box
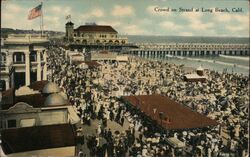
[122,95,219,130]
[1,124,76,154]
[29,80,49,91]
[66,21,74,26]
[74,25,118,33]
[1,81,69,110]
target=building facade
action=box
[0,81,80,157]
[0,34,49,91]
[65,21,128,44]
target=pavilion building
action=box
[65,21,128,44]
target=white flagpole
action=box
[38,2,41,36]
[41,2,44,36]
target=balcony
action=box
[3,34,49,45]
[13,61,25,64]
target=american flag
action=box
[66,15,71,20]
[28,4,42,20]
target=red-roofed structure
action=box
[74,25,118,33]
[122,95,219,130]
[65,22,128,44]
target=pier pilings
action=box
[128,43,249,57]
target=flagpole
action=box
[39,8,42,36]
[41,2,43,36]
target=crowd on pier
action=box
[47,45,249,157]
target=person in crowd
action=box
[47,46,249,157]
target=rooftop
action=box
[1,124,76,155]
[3,34,49,45]
[74,25,117,33]
[74,61,101,69]
[29,80,49,91]
[122,95,219,130]
[1,81,69,110]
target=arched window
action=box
[122,40,125,44]
[13,52,25,64]
[108,40,113,43]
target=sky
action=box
[1,0,249,37]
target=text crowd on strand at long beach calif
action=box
[154,7,244,13]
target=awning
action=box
[167,137,185,148]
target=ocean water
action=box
[139,55,249,76]
[126,36,249,76]
[126,35,250,44]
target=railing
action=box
[8,34,48,38]
[13,61,25,64]
[4,34,49,44]
[73,36,127,40]
[135,43,249,50]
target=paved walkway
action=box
[75,118,137,156]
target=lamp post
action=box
[159,112,164,126]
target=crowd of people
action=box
[47,45,249,157]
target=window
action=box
[7,119,16,128]
[0,80,6,91]
[20,118,35,127]
[13,52,25,64]
[39,110,66,125]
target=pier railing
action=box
[128,43,249,56]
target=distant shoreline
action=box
[129,55,249,76]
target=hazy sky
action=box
[1,0,249,37]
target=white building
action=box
[0,34,49,91]
[65,21,128,44]
[0,81,80,157]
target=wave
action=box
[219,54,249,61]
[173,56,249,70]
